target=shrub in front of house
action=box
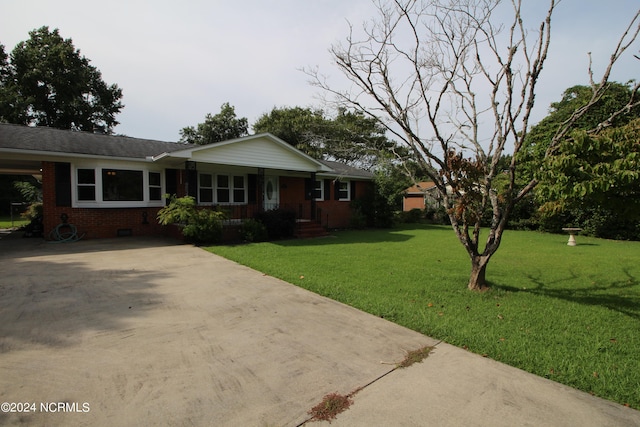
[255,208,296,240]
[240,218,268,242]
[349,206,367,229]
[157,196,225,244]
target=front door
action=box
[264,175,279,211]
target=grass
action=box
[205,224,640,409]
[0,215,28,229]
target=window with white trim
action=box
[73,166,163,207]
[216,174,246,204]
[149,172,162,201]
[199,173,213,203]
[233,175,245,203]
[77,168,96,201]
[314,179,323,200]
[337,180,350,201]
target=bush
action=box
[351,193,395,228]
[183,209,225,244]
[398,208,424,224]
[255,208,296,240]
[425,206,450,225]
[240,219,268,242]
[21,202,43,222]
[349,207,367,229]
[157,196,226,244]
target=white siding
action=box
[189,136,319,171]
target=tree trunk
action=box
[468,256,489,291]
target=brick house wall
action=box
[403,194,426,211]
[317,180,371,229]
[41,161,170,240]
[40,161,372,240]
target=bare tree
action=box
[307,0,640,290]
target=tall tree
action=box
[307,0,640,290]
[180,102,248,145]
[536,119,640,239]
[315,108,399,169]
[520,82,640,238]
[521,82,640,169]
[253,106,403,169]
[252,106,325,156]
[0,27,123,133]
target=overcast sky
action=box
[1,0,638,143]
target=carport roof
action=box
[0,123,189,159]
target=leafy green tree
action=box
[536,119,640,239]
[253,106,325,156]
[521,82,640,171]
[253,106,400,169]
[180,102,248,144]
[0,27,123,132]
[519,82,640,238]
[315,108,398,169]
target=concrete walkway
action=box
[0,234,638,426]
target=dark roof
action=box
[0,124,374,180]
[319,159,374,179]
[0,123,189,159]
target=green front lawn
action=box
[206,224,640,409]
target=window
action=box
[216,174,246,204]
[73,166,164,207]
[149,172,162,201]
[77,169,96,201]
[217,175,230,203]
[314,179,323,200]
[199,173,213,203]
[337,180,350,201]
[103,169,143,201]
[233,176,245,203]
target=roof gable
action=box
[405,181,437,194]
[163,133,332,172]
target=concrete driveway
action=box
[1,233,639,426]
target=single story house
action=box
[0,123,373,240]
[403,181,439,211]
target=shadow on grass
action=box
[272,224,449,247]
[495,267,640,319]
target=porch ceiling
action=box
[0,158,42,175]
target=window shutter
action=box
[351,181,357,199]
[165,169,178,198]
[304,178,311,200]
[323,179,330,201]
[334,180,340,200]
[55,162,71,207]
[248,174,257,203]
[187,169,198,198]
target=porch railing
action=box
[205,203,319,223]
